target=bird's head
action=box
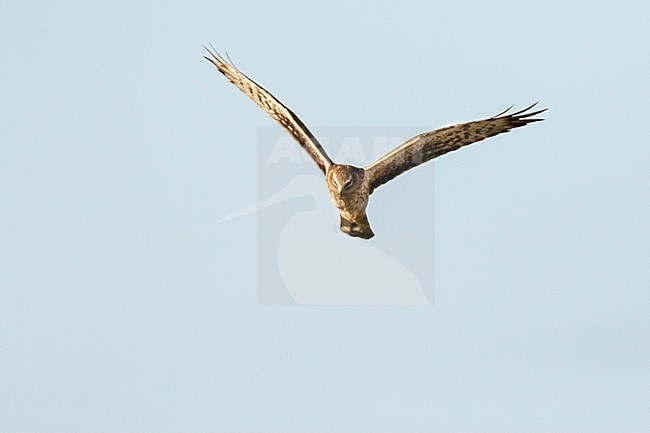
[328,165,363,195]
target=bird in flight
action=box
[204,46,546,239]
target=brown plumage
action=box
[205,46,546,239]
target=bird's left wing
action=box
[204,46,333,174]
[364,104,546,192]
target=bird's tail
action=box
[340,214,375,240]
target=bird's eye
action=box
[344,179,353,188]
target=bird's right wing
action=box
[204,46,333,174]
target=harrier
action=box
[205,47,546,239]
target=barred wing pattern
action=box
[365,104,547,192]
[204,46,333,174]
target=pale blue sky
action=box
[1,0,649,432]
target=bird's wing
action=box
[364,104,546,192]
[204,46,333,174]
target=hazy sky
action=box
[1,1,649,432]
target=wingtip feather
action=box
[511,101,539,116]
[493,104,515,118]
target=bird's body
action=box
[204,46,546,239]
[325,165,374,238]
